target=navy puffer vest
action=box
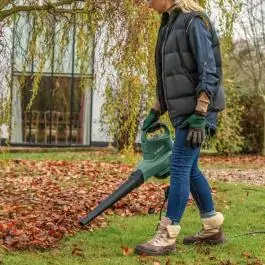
[155,10,225,123]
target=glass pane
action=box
[19,75,51,144]
[74,19,93,75]
[13,13,33,73]
[50,76,71,144]
[51,76,90,145]
[54,19,74,74]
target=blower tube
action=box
[79,169,145,226]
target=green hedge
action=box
[212,82,264,154]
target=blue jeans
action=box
[166,127,215,224]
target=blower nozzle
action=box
[79,169,144,226]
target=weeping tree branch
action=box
[0,0,99,21]
[0,0,12,11]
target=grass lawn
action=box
[0,151,264,265]
[1,150,265,169]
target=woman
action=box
[135,0,226,256]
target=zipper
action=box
[155,26,164,112]
[161,20,173,113]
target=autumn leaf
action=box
[71,246,85,257]
[242,252,252,258]
[121,246,133,256]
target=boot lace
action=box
[148,225,166,244]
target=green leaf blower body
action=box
[79,122,172,226]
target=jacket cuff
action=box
[196,85,211,99]
[195,92,210,115]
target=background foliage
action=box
[0,0,264,154]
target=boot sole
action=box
[183,234,226,245]
[134,245,176,256]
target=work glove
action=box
[141,108,160,131]
[179,113,205,148]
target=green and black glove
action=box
[141,108,160,131]
[179,113,206,148]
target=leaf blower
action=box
[79,122,173,226]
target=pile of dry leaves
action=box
[0,160,173,250]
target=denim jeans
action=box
[166,127,215,224]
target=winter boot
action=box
[183,212,225,245]
[135,217,181,256]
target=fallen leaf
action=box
[209,255,217,261]
[242,252,252,258]
[71,246,85,257]
[121,246,133,256]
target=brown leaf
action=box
[242,252,252,258]
[248,258,264,265]
[71,246,85,257]
[4,235,19,248]
[121,246,133,256]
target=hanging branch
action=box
[0,0,243,150]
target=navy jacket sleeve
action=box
[188,17,219,99]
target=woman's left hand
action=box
[179,114,205,148]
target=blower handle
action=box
[141,122,170,143]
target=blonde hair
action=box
[174,0,205,13]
